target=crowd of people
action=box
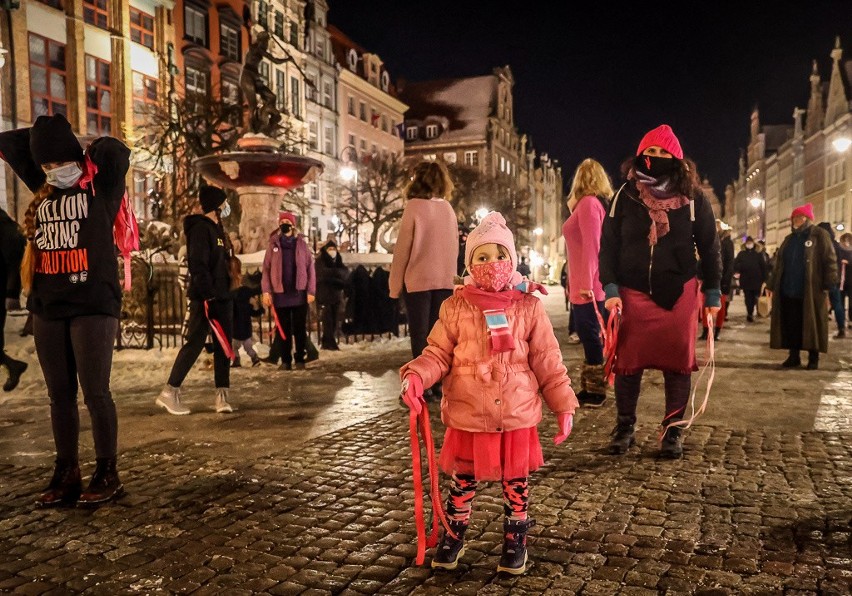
[0,117,847,575]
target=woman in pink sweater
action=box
[389,161,458,399]
[562,159,614,408]
[400,212,577,575]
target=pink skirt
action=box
[614,277,699,375]
[438,427,544,481]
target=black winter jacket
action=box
[184,215,232,302]
[315,251,347,305]
[600,181,721,310]
[0,208,25,300]
[733,247,767,292]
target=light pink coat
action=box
[400,288,578,433]
[563,195,605,304]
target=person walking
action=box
[231,271,263,367]
[562,158,613,407]
[733,236,768,322]
[315,240,347,350]
[389,160,458,400]
[261,211,316,370]
[766,204,837,369]
[0,113,130,506]
[700,220,735,340]
[157,185,238,415]
[817,222,847,339]
[399,211,577,575]
[839,232,852,329]
[0,205,28,390]
[599,124,722,459]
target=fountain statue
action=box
[193,26,323,253]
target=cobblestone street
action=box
[0,293,850,595]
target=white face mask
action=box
[745,243,754,249]
[327,249,338,259]
[219,200,231,218]
[44,163,83,189]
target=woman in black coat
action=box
[733,236,768,322]
[315,241,347,349]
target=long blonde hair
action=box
[567,158,614,206]
[404,160,454,199]
[20,183,54,294]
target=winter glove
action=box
[400,373,425,415]
[5,297,20,311]
[553,413,573,445]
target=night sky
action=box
[329,1,852,200]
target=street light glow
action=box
[533,227,543,236]
[832,137,852,153]
[837,223,846,231]
[749,196,764,208]
[340,166,357,182]
[475,207,489,220]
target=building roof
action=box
[399,75,496,142]
[327,24,399,98]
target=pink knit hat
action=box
[278,211,296,225]
[636,124,684,160]
[464,211,517,270]
[791,203,815,221]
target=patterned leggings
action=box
[445,473,529,523]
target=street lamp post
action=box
[749,194,765,241]
[339,145,359,253]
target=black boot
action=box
[806,350,819,370]
[77,458,124,507]
[607,416,635,455]
[431,520,468,570]
[698,329,708,341]
[3,357,28,392]
[659,425,684,459]
[497,518,536,575]
[781,350,801,368]
[36,459,82,508]
[713,327,720,341]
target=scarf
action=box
[461,285,524,354]
[631,170,689,246]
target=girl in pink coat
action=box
[400,211,578,575]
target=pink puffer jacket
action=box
[400,288,578,433]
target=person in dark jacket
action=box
[157,185,238,414]
[0,206,28,390]
[817,222,846,338]
[839,232,852,331]
[733,235,768,322]
[599,124,721,459]
[231,270,263,366]
[700,220,734,340]
[315,241,347,350]
[0,113,130,507]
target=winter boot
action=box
[698,328,708,341]
[713,327,721,341]
[155,384,190,415]
[430,521,469,570]
[3,357,28,392]
[36,459,82,508]
[77,458,124,507]
[215,388,234,413]
[577,363,606,408]
[659,425,684,459]
[497,518,536,575]
[607,416,635,455]
[781,350,801,368]
[806,350,819,370]
[231,357,242,368]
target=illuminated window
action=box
[83,0,108,30]
[85,55,112,136]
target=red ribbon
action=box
[593,302,620,387]
[204,301,235,361]
[269,306,287,340]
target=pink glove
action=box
[401,373,425,415]
[553,413,573,445]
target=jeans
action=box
[34,314,119,461]
[829,286,845,331]
[571,301,606,365]
[168,299,233,389]
[404,289,452,359]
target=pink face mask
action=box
[469,260,514,292]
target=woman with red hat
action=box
[765,204,837,369]
[599,124,722,459]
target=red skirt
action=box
[614,278,699,375]
[438,427,544,481]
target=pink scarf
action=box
[635,182,689,245]
[461,285,523,354]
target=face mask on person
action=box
[634,154,679,178]
[279,223,293,235]
[469,260,514,292]
[745,242,755,249]
[326,249,338,259]
[219,200,231,218]
[44,163,83,189]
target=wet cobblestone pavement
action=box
[0,295,850,594]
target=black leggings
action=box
[404,289,452,359]
[743,289,759,317]
[615,370,691,426]
[34,314,119,462]
[168,299,233,389]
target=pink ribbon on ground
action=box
[204,300,235,361]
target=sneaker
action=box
[155,385,190,415]
[214,388,234,413]
[431,521,468,570]
[659,425,683,459]
[3,358,28,392]
[577,391,606,408]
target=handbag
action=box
[757,283,771,317]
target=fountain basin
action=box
[193,152,324,190]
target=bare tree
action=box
[447,164,533,235]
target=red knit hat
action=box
[790,203,814,221]
[636,124,684,160]
[278,211,296,225]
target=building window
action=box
[324,126,334,155]
[406,126,418,140]
[257,0,269,28]
[359,101,366,121]
[290,76,300,116]
[289,20,299,46]
[323,81,333,109]
[220,22,240,61]
[37,0,63,8]
[259,62,269,85]
[423,154,436,161]
[464,150,479,167]
[83,0,108,29]
[359,139,366,151]
[184,5,207,47]
[273,11,285,39]
[185,64,208,98]
[381,115,388,132]
[85,55,111,136]
[221,76,239,105]
[443,152,457,164]
[130,8,155,50]
[347,96,355,116]
[28,33,67,119]
[308,120,319,150]
[348,134,355,148]
[132,71,158,124]
[275,70,286,109]
[425,124,438,138]
[371,109,379,127]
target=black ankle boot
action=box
[497,518,536,574]
[431,521,468,569]
[781,350,801,368]
[78,458,124,507]
[806,350,819,370]
[698,329,708,341]
[713,328,720,341]
[36,459,82,508]
[3,358,28,392]
[659,425,684,459]
[607,416,635,455]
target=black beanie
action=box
[29,114,84,166]
[199,184,227,213]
